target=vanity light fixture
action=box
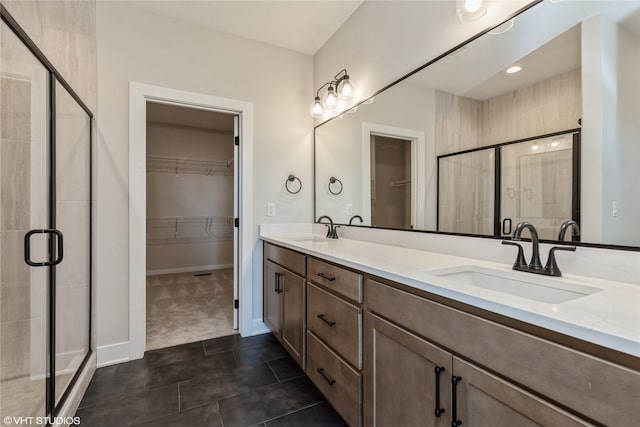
[457,0,487,22]
[506,65,522,74]
[309,69,356,118]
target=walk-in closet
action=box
[145,103,237,350]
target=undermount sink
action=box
[428,266,602,304]
[287,237,329,243]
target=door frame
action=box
[128,82,253,360]
[362,122,426,229]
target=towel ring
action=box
[328,177,343,195]
[285,174,302,194]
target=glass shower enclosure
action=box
[0,6,92,421]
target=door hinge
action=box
[234,299,239,309]
[234,218,239,228]
[234,136,239,146]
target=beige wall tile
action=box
[1,140,30,231]
[0,319,30,380]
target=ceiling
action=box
[126,0,363,55]
[147,102,235,132]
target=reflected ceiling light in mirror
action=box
[506,65,522,74]
[531,144,540,151]
[310,69,355,118]
[489,19,515,35]
[457,0,487,22]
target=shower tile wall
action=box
[1,0,97,112]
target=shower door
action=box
[1,8,93,421]
[0,19,51,419]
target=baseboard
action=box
[250,319,270,336]
[97,341,130,367]
[53,352,95,426]
[146,263,234,276]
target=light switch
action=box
[346,204,353,215]
[267,203,275,217]
[612,201,618,217]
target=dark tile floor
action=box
[76,333,347,427]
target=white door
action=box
[233,115,240,329]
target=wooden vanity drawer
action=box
[306,331,361,427]
[264,242,305,276]
[366,278,640,426]
[307,283,362,369]
[308,258,362,303]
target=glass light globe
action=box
[309,96,323,118]
[338,76,355,99]
[322,85,337,108]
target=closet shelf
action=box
[147,215,234,245]
[147,155,233,176]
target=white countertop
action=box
[260,229,640,358]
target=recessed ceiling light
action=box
[506,65,522,74]
[489,19,515,35]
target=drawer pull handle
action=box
[317,314,336,327]
[317,272,336,282]
[434,366,445,417]
[317,368,336,386]
[451,375,462,426]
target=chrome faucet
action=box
[317,215,340,239]
[503,221,576,277]
[558,220,580,241]
[349,215,363,225]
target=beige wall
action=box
[96,2,313,354]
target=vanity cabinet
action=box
[365,278,639,426]
[262,241,640,427]
[263,244,306,367]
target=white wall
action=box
[313,0,531,115]
[146,122,234,274]
[96,2,313,359]
[582,15,640,246]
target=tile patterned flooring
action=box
[146,269,236,350]
[76,334,347,427]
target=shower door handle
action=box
[24,229,64,267]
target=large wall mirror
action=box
[315,0,640,249]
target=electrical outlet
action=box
[267,203,275,217]
[612,201,618,217]
[346,204,353,215]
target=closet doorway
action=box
[144,102,238,350]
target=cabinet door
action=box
[364,313,452,427]
[452,357,592,427]
[281,269,305,367]
[263,260,282,337]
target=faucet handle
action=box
[502,240,528,271]
[544,246,576,277]
[323,224,331,238]
[330,225,340,239]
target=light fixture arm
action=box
[315,81,333,98]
